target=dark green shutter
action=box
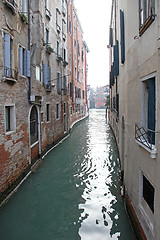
[148,78,155,144]
[120,10,125,64]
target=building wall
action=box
[109,0,160,239]
[67,0,89,127]
[0,0,88,203]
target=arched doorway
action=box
[30,106,38,146]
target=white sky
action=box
[74,0,112,88]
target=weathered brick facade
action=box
[0,0,88,204]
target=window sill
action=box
[139,203,154,236]
[135,139,157,159]
[139,15,155,36]
[30,141,39,148]
[5,130,16,135]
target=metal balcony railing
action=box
[3,67,18,82]
[3,0,17,13]
[135,124,155,150]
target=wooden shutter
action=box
[4,33,11,77]
[26,50,31,77]
[120,10,125,64]
[148,78,155,144]
[113,40,119,76]
[109,28,113,46]
[24,49,27,76]
[19,46,23,75]
[43,64,48,84]
[57,72,61,93]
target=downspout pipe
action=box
[28,0,31,102]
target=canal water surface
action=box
[0,109,135,240]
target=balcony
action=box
[56,53,63,62]
[2,67,18,83]
[63,33,66,41]
[3,0,17,14]
[63,59,68,66]
[135,124,157,159]
[56,24,61,33]
[45,83,51,92]
[46,44,54,54]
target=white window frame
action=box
[36,65,41,81]
[4,104,16,134]
[139,170,155,234]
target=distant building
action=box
[95,86,109,109]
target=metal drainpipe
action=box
[28,0,31,102]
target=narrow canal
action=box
[0,109,135,240]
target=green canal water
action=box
[0,109,135,240]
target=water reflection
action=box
[0,109,134,240]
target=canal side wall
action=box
[0,113,89,208]
[109,121,147,240]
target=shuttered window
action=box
[19,46,30,77]
[43,64,51,87]
[57,72,62,94]
[113,40,119,77]
[109,27,113,47]
[70,82,73,98]
[56,103,59,119]
[46,104,50,122]
[120,10,125,64]
[4,33,11,77]
[139,0,155,35]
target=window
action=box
[70,82,73,98]
[75,67,77,80]
[5,105,16,133]
[46,29,49,45]
[64,103,66,114]
[36,66,41,81]
[143,175,155,213]
[62,20,66,40]
[57,72,62,94]
[19,45,31,77]
[57,41,60,56]
[46,103,50,122]
[30,106,38,145]
[43,64,51,90]
[83,90,85,99]
[82,48,84,62]
[139,0,155,36]
[56,8,61,32]
[74,39,77,48]
[4,33,12,77]
[69,17,72,35]
[56,103,59,119]
[41,112,43,123]
[63,75,67,94]
[63,48,66,62]
[141,77,156,144]
[120,10,125,64]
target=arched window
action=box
[30,106,38,145]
